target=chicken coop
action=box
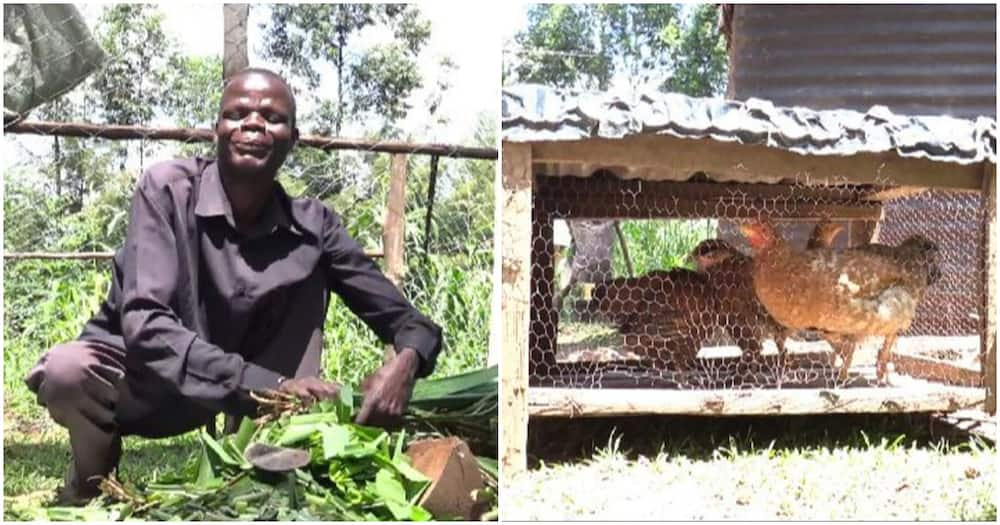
[498,84,996,473]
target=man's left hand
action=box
[355,347,420,428]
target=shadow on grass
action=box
[4,431,200,502]
[3,440,69,495]
[527,413,991,466]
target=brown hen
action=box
[591,268,719,369]
[689,239,781,361]
[741,220,940,384]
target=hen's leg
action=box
[775,332,789,388]
[829,336,857,383]
[876,333,897,385]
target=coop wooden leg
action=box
[500,142,532,482]
[981,163,996,415]
[876,333,898,385]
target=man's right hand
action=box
[276,376,341,403]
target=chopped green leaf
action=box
[320,424,351,459]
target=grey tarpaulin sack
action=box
[4,4,106,115]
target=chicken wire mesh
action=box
[530,171,986,391]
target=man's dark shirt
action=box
[80,158,442,414]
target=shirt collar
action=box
[195,160,304,238]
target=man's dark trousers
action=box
[25,337,321,487]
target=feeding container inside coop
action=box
[529,171,990,402]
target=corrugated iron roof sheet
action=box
[502,84,996,165]
[726,4,996,120]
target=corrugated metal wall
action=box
[728,4,996,119]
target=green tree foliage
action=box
[662,4,729,97]
[259,4,432,203]
[163,55,224,129]
[508,4,729,281]
[89,4,175,125]
[510,4,612,90]
[165,54,224,159]
[88,4,180,170]
[32,97,96,212]
[260,4,430,137]
[509,3,727,97]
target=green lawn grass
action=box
[506,415,996,520]
[3,423,201,520]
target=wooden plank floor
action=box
[529,384,986,417]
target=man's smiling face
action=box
[215,71,298,179]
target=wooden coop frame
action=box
[499,133,997,478]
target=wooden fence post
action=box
[500,142,532,487]
[488,146,502,367]
[382,153,409,363]
[982,163,996,415]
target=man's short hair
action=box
[222,67,297,127]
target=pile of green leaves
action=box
[40,366,498,521]
[79,387,431,521]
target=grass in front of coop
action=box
[2,256,493,520]
[505,416,996,521]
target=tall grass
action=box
[3,261,110,416]
[612,219,718,275]
[3,252,490,419]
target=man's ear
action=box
[291,126,300,148]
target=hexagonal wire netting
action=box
[529,171,985,391]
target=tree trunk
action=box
[53,136,62,197]
[335,6,346,138]
[223,4,250,80]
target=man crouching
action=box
[25,68,442,504]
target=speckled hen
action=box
[741,220,940,383]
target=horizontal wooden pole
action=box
[303,135,497,159]
[861,186,929,202]
[528,135,986,191]
[529,386,985,417]
[4,250,384,260]
[535,173,887,220]
[3,114,497,160]
[3,251,116,260]
[4,118,217,143]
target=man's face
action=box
[215,73,298,178]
